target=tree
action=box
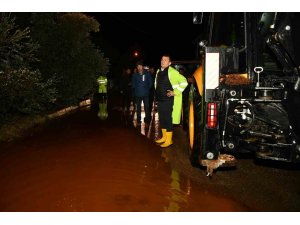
[0,14,57,124]
[0,14,38,70]
[31,13,110,105]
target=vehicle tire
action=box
[188,83,203,167]
[181,86,190,131]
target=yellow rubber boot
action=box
[155,129,167,144]
[160,132,173,148]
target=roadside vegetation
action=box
[0,13,109,141]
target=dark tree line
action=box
[0,13,109,125]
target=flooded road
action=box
[0,102,249,211]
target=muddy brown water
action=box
[0,104,249,212]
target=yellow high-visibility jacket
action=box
[97,75,108,93]
[155,66,188,124]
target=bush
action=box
[0,14,57,125]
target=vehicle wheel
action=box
[188,83,203,166]
[181,86,190,131]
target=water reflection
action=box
[132,101,159,140]
[0,101,249,211]
[165,169,188,211]
[162,150,190,212]
[97,98,108,120]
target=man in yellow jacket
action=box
[97,74,108,120]
[97,74,108,99]
[155,54,188,147]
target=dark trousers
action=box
[157,99,173,131]
[136,96,151,123]
[98,93,107,102]
[149,88,155,113]
[122,91,132,110]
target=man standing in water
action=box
[132,60,152,127]
[155,54,188,147]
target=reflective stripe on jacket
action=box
[97,75,108,93]
[155,66,188,124]
[97,76,107,85]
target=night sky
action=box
[88,12,202,67]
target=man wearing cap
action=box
[132,60,152,126]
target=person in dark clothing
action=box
[148,66,156,114]
[132,60,152,126]
[120,67,133,113]
[155,54,188,147]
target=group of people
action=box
[120,61,155,124]
[120,54,188,148]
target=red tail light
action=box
[207,102,217,128]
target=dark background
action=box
[88,12,203,68]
